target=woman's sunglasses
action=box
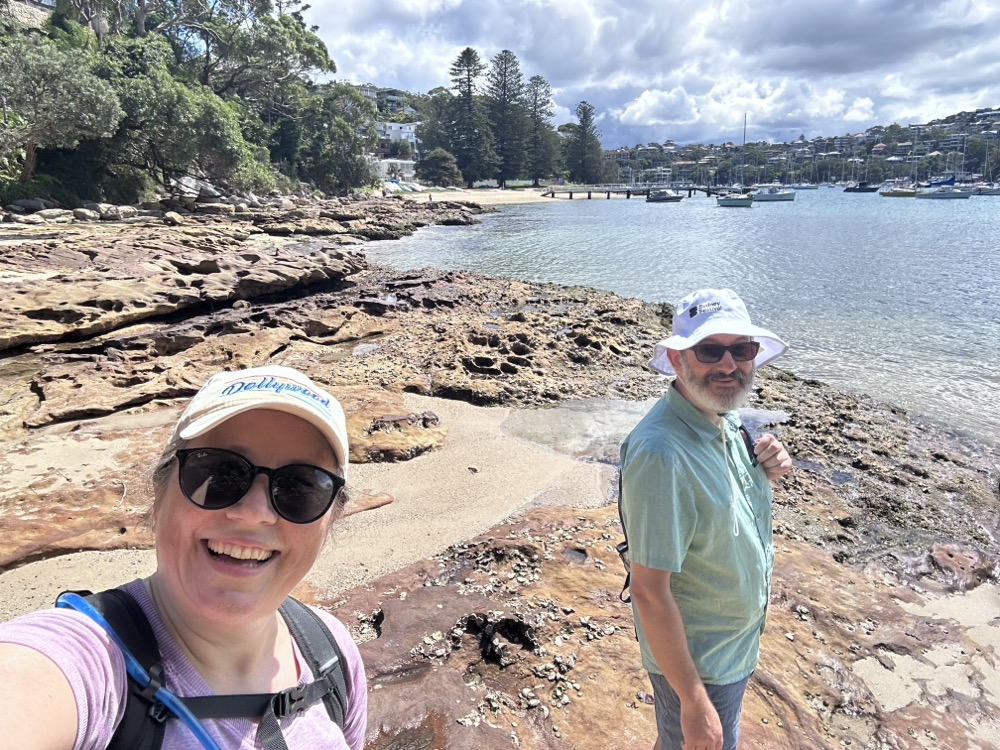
[690,341,760,364]
[174,448,344,524]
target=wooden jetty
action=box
[543,185,724,199]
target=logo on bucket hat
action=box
[648,288,787,376]
[689,301,721,318]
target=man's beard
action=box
[677,357,756,414]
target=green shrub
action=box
[0,174,77,207]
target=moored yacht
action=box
[752,186,795,201]
[716,191,755,207]
[915,185,972,199]
[646,189,683,203]
[879,181,917,197]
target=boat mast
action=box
[741,113,747,188]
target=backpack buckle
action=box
[615,541,631,572]
[273,685,307,718]
[149,701,171,724]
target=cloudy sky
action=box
[303,0,1000,148]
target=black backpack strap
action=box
[738,424,759,467]
[253,598,350,750]
[279,597,349,729]
[60,591,349,750]
[615,470,633,603]
[67,589,168,750]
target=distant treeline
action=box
[0,2,608,204]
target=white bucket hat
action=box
[649,288,788,376]
[167,365,349,469]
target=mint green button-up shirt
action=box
[620,385,775,685]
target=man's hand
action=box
[680,691,724,749]
[754,433,792,481]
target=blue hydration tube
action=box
[56,592,221,750]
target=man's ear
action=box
[667,347,684,373]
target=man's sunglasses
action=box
[174,448,345,524]
[690,341,760,364]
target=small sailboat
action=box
[879,180,917,197]
[915,185,972,199]
[718,114,754,207]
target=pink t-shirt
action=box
[0,580,367,750]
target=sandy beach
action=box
[0,393,616,621]
[399,186,554,206]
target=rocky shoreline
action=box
[0,196,997,749]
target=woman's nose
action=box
[225,473,279,523]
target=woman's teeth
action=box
[207,541,273,562]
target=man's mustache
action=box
[707,369,749,385]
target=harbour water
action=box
[364,189,1000,450]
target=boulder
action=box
[13,214,47,224]
[73,208,102,222]
[35,208,73,220]
[195,202,236,215]
[12,197,52,211]
[105,205,139,221]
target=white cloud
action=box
[618,89,698,127]
[844,97,876,122]
[303,0,1000,146]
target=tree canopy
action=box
[563,101,603,183]
[0,1,376,203]
[447,47,497,187]
[485,49,527,188]
[1,25,570,203]
[0,28,123,180]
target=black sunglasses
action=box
[690,341,760,364]
[174,448,344,524]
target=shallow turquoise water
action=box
[363,189,1000,447]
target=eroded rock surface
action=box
[326,498,1000,749]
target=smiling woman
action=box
[0,365,367,750]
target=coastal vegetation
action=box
[1,0,996,202]
[0,0,606,202]
[0,0,378,204]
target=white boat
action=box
[791,182,819,189]
[753,186,795,202]
[716,192,755,207]
[718,114,753,207]
[971,182,1000,195]
[915,186,972,199]
[878,181,917,198]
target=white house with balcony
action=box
[376,158,416,181]
[376,121,421,155]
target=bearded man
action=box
[620,288,793,750]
